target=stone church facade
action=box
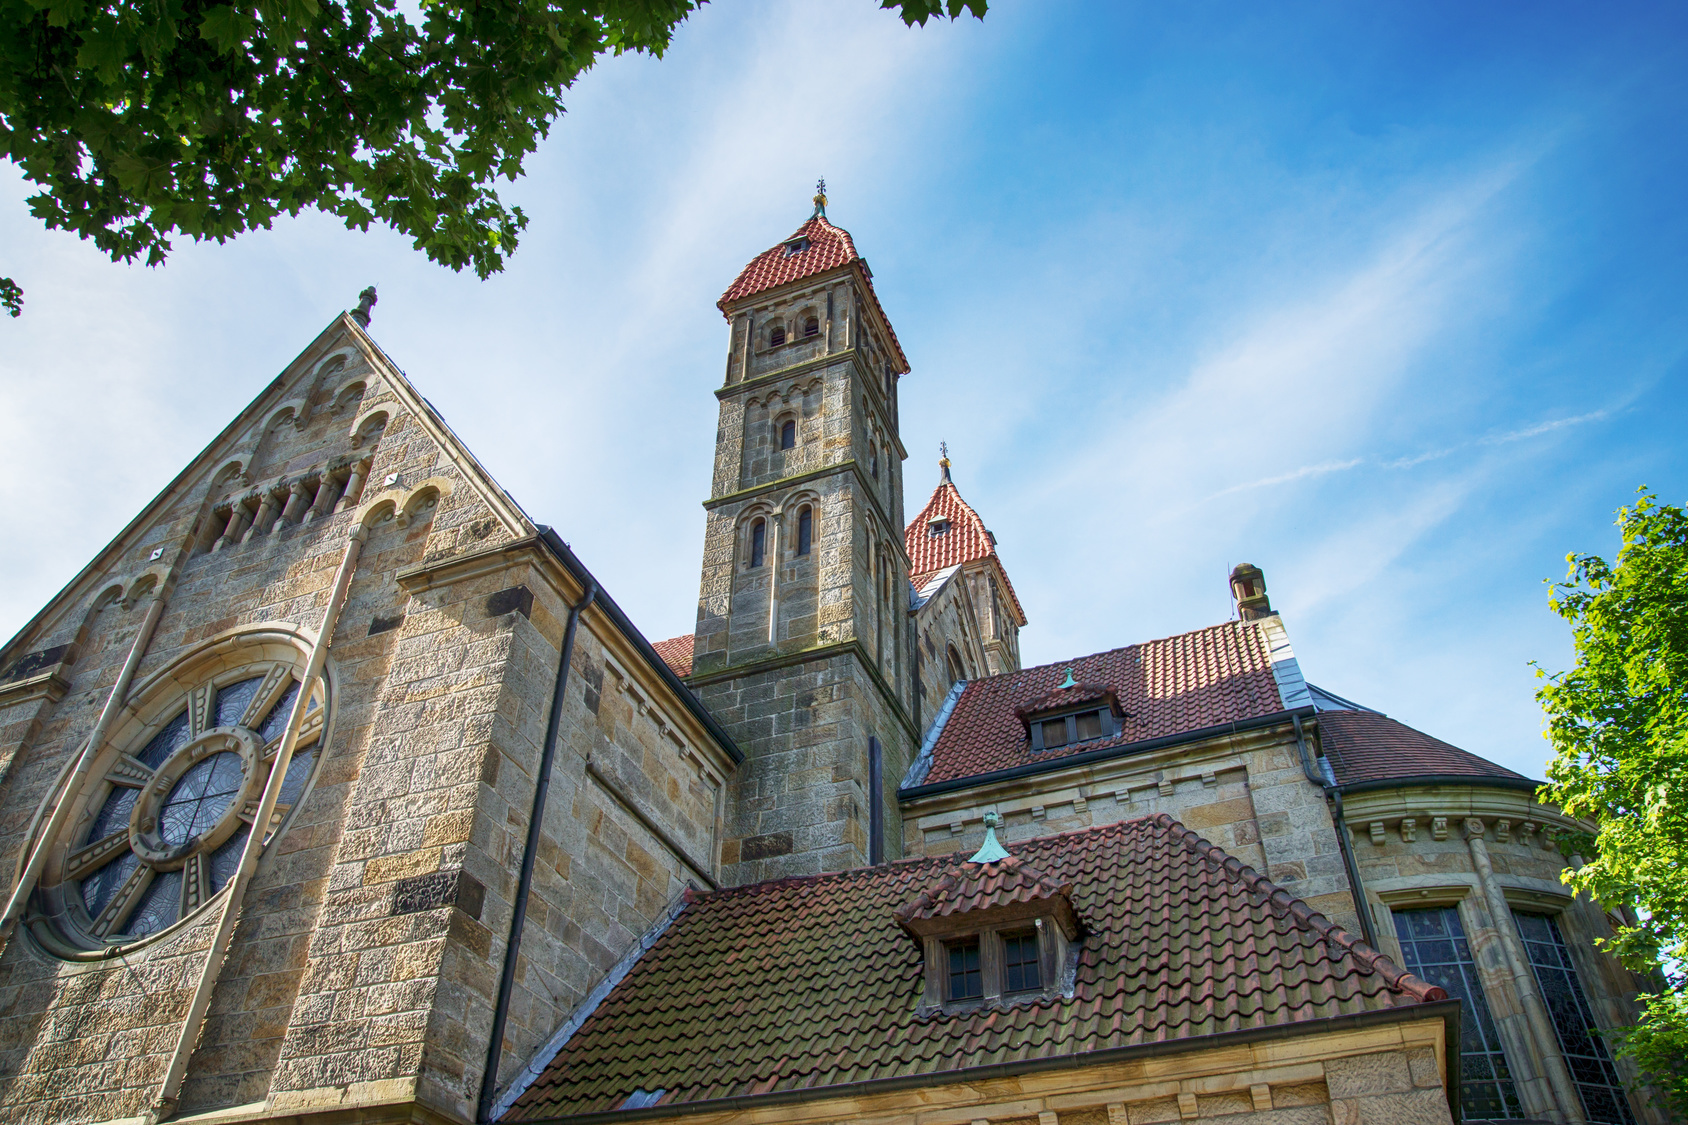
[0,196,1660,1125]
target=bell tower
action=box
[690,187,918,885]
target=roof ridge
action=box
[1161,819,1445,1004]
[962,620,1254,688]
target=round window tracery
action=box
[31,642,329,956]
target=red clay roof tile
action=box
[1317,709,1531,787]
[651,634,694,679]
[906,480,1026,626]
[894,854,1073,927]
[503,815,1442,1120]
[717,215,908,371]
[915,621,1283,787]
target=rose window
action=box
[32,646,328,955]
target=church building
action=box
[0,192,1659,1125]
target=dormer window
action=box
[928,517,949,537]
[769,325,786,347]
[895,816,1082,1016]
[1017,679,1123,751]
[782,237,810,257]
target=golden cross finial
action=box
[812,178,828,218]
[939,441,951,483]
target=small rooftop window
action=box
[928,517,950,537]
[621,1089,666,1110]
[1016,680,1123,752]
[894,815,1082,1015]
[782,237,810,257]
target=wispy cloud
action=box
[1210,459,1365,498]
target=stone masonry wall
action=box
[900,723,1360,935]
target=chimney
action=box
[1230,563,1275,621]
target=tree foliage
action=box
[1538,489,1688,1114]
[0,0,983,309]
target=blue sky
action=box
[3,0,1685,780]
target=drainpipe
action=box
[478,576,597,1124]
[148,523,365,1123]
[1466,818,1586,1124]
[1,562,179,947]
[1291,714,1379,951]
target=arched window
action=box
[780,419,796,450]
[803,316,819,338]
[869,442,879,480]
[947,645,967,687]
[797,507,812,556]
[750,519,766,568]
[769,325,786,347]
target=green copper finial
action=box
[1057,668,1078,689]
[969,811,1010,863]
[812,178,827,219]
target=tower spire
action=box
[812,178,827,219]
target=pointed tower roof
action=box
[716,191,908,371]
[905,462,1027,626]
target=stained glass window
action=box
[159,751,244,845]
[136,709,190,770]
[50,656,326,950]
[213,675,265,728]
[1392,906,1523,1120]
[1512,911,1636,1124]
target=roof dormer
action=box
[894,814,1082,1015]
[1015,673,1125,752]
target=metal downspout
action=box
[478,577,597,1124]
[1292,714,1379,950]
[149,524,366,1122]
[0,568,177,946]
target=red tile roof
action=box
[650,634,694,679]
[906,479,1027,626]
[893,853,1072,927]
[503,815,1443,1120]
[717,215,908,371]
[914,622,1285,787]
[1317,709,1532,788]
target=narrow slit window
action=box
[750,520,766,568]
[797,508,812,556]
[803,316,819,337]
[1003,932,1041,992]
[869,445,879,480]
[1393,906,1524,1120]
[1513,911,1636,1124]
[780,420,796,450]
[947,939,982,1000]
[769,326,786,347]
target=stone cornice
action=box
[0,670,71,710]
[687,637,918,742]
[702,461,911,570]
[715,347,909,463]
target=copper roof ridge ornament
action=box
[968,811,1011,864]
[939,441,952,483]
[1057,668,1078,690]
[812,178,827,219]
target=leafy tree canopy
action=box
[1538,489,1688,1114]
[0,0,984,313]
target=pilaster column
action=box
[766,512,782,644]
[305,473,341,523]
[243,490,281,542]
[278,480,311,525]
[1466,817,1586,1124]
[335,459,372,513]
[212,504,248,553]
